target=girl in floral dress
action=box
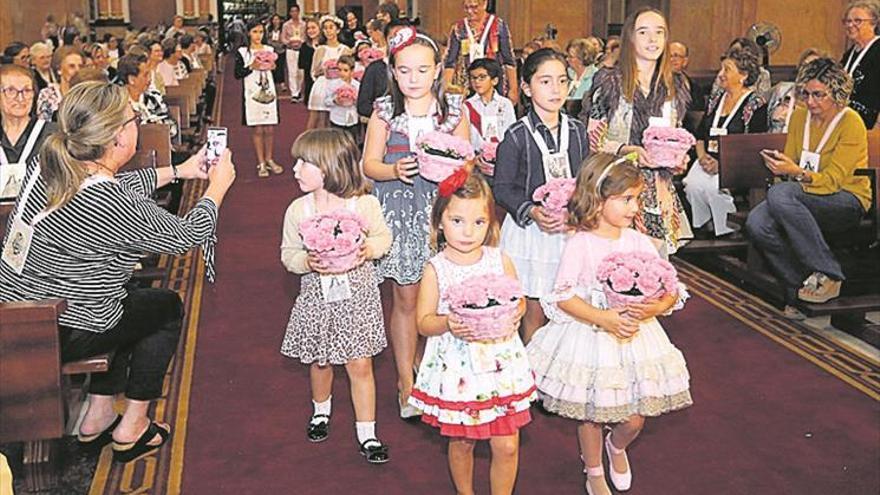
[527,153,692,495]
[581,7,693,256]
[411,172,535,495]
[362,26,470,418]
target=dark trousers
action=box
[745,182,863,303]
[60,288,184,401]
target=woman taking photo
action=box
[235,19,283,178]
[748,58,870,318]
[684,47,767,237]
[0,81,237,463]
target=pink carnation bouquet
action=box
[253,50,278,70]
[478,141,499,176]
[415,131,475,183]
[333,84,358,107]
[360,47,384,65]
[595,251,679,309]
[445,274,524,341]
[353,67,365,81]
[642,126,696,169]
[323,59,340,79]
[531,177,576,223]
[298,209,367,272]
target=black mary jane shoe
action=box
[307,414,330,443]
[111,422,171,463]
[359,438,390,465]
[77,415,123,450]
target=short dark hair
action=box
[377,3,400,21]
[337,54,355,69]
[382,18,411,40]
[3,41,27,60]
[117,53,147,85]
[468,57,503,81]
[161,38,178,59]
[721,47,761,87]
[179,34,194,49]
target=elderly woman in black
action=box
[841,0,880,128]
[684,47,768,237]
[0,82,236,462]
[748,59,870,318]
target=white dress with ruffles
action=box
[526,229,692,423]
[409,247,537,439]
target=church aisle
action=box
[174,60,880,494]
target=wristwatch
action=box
[171,163,180,183]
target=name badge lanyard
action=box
[0,119,46,167]
[844,36,879,75]
[707,90,751,152]
[464,15,495,59]
[801,108,847,170]
[523,114,571,179]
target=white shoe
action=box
[584,465,611,495]
[398,392,421,419]
[605,432,632,491]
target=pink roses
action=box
[299,210,367,272]
[596,251,679,308]
[415,132,475,183]
[642,126,696,169]
[532,178,576,223]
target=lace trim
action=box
[539,390,692,423]
[373,93,465,135]
[529,345,691,389]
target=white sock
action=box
[311,396,331,424]
[355,421,377,446]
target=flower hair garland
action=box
[388,26,439,56]
[439,167,469,197]
[318,14,344,29]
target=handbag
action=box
[252,71,276,104]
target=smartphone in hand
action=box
[205,127,228,171]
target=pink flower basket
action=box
[415,132,475,183]
[323,59,340,79]
[353,67,365,81]
[334,84,357,107]
[254,50,278,70]
[642,126,696,169]
[595,251,679,308]
[532,178,576,223]
[298,209,368,272]
[359,47,384,66]
[445,274,524,341]
[479,141,499,176]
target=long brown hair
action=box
[290,128,371,198]
[429,173,499,250]
[619,6,675,103]
[568,153,644,231]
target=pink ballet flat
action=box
[605,432,632,491]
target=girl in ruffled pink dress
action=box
[411,171,536,495]
[527,152,692,495]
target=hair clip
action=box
[439,167,469,198]
[388,26,439,57]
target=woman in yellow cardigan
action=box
[748,58,870,319]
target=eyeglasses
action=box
[470,73,491,82]
[799,89,829,101]
[841,18,874,26]
[0,87,35,100]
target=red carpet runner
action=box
[176,62,880,494]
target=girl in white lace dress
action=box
[527,153,691,495]
[410,172,536,495]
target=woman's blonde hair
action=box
[39,81,130,210]
[568,153,644,231]
[290,128,371,198]
[429,172,499,250]
[566,38,599,66]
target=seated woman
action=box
[1,65,56,199]
[117,53,179,140]
[35,46,84,121]
[746,58,871,318]
[767,48,828,133]
[0,81,236,462]
[684,47,768,237]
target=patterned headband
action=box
[388,26,439,57]
[596,152,639,192]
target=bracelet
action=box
[171,163,180,184]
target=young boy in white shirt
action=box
[464,58,516,154]
[323,55,360,139]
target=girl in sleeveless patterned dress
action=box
[411,172,536,495]
[280,129,392,464]
[362,27,471,418]
[527,153,692,495]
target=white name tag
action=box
[545,151,571,179]
[482,115,500,140]
[799,150,821,173]
[707,140,719,154]
[1,217,34,275]
[648,116,671,128]
[469,43,485,62]
[709,127,728,137]
[320,273,353,303]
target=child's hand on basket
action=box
[447,313,476,341]
[598,308,639,339]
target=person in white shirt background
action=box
[464,58,516,173]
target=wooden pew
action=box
[0,299,114,491]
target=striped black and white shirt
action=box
[0,158,218,333]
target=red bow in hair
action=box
[439,167,469,198]
[388,26,417,56]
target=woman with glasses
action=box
[0,65,55,199]
[0,81,237,463]
[2,42,30,69]
[747,58,871,318]
[841,0,879,128]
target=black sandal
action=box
[359,438,390,464]
[111,422,171,463]
[307,414,330,443]
[77,415,122,449]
